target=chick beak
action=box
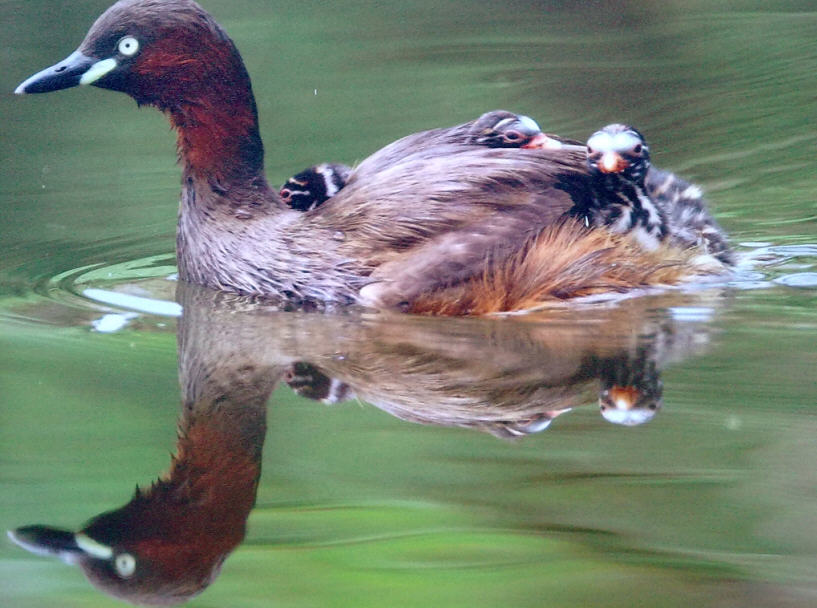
[598,151,628,173]
[15,50,115,95]
[521,133,564,150]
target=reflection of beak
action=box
[608,386,640,410]
[15,50,114,94]
[598,151,628,173]
[521,133,563,150]
[7,526,113,565]
[8,526,84,564]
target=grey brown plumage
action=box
[15,0,729,313]
[278,110,555,213]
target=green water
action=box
[1,1,816,606]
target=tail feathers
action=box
[408,220,696,315]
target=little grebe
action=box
[584,124,733,264]
[279,110,556,212]
[15,0,717,312]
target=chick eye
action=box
[117,36,140,57]
[504,130,523,141]
[114,553,136,578]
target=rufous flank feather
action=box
[409,219,696,315]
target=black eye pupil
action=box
[505,131,521,140]
[633,144,642,153]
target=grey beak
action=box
[15,50,97,95]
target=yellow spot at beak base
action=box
[79,58,118,85]
[75,533,113,559]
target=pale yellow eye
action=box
[118,36,140,57]
[115,553,136,578]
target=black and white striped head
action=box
[586,124,651,184]
[280,163,351,211]
[470,110,557,149]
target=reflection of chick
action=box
[472,409,573,439]
[286,361,355,404]
[590,303,713,426]
[597,347,664,426]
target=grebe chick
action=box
[280,163,351,211]
[583,124,669,251]
[584,124,733,264]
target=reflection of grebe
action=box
[278,293,723,435]
[16,0,724,312]
[8,284,725,603]
[284,343,662,434]
[9,293,277,605]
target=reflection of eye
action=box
[115,553,136,578]
[117,36,140,57]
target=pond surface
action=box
[1,1,816,606]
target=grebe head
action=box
[16,0,264,180]
[16,0,249,107]
[586,124,651,183]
